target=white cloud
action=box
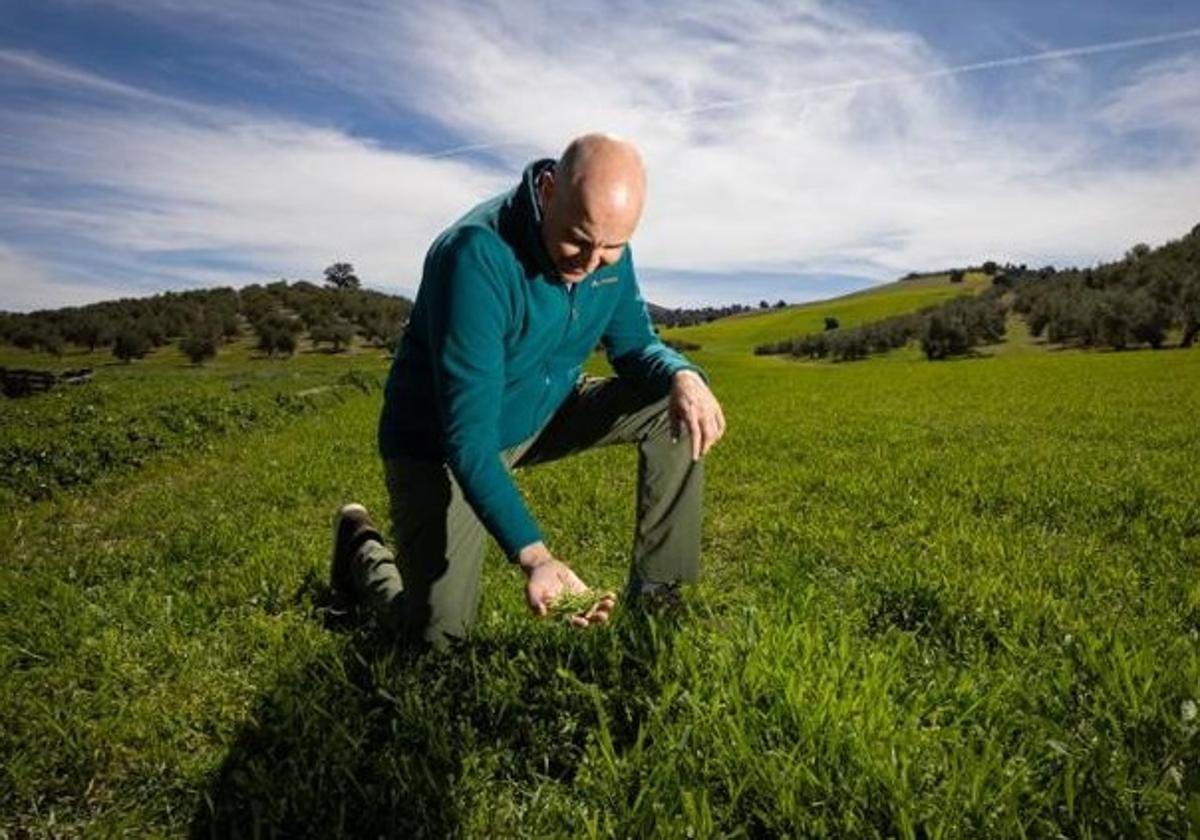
[0,101,507,307]
[2,1,1200,310]
[0,244,142,311]
[372,1,1200,280]
[1098,53,1200,135]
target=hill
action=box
[0,275,412,360]
[659,271,991,357]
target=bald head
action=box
[558,133,646,217]
[538,133,646,284]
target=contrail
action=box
[424,139,534,160]
[667,27,1200,117]
[427,26,1200,157]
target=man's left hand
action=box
[669,370,726,461]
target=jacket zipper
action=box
[543,282,579,394]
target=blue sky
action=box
[1,0,1198,311]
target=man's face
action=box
[537,169,641,284]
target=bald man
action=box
[330,134,726,649]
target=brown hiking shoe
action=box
[330,503,383,598]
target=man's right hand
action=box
[517,542,617,627]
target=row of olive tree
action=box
[648,302,759,328]
[1007,226,1200,350]
[0,262,414,363]
[0,286,242,360]
[754,293,1007,362]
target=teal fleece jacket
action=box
[378,159,704,559]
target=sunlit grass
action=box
[2,281,1199,836]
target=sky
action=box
[1,0,1198,311]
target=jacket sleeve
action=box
[426,227,541,560]
[601,249,707,397]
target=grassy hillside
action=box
[661,271,990,356]
[3,277,1199,836]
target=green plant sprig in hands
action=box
[546,588,616,624]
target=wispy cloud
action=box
[1098,53,1200,135]
[0,243,143,310]
[0,90,508,303]
[664,27,1200,117]
[2,0,1199,310]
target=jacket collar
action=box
[500,158,560,281]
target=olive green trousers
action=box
[351,374,704,648]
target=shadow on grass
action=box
[190,574,684,838]
[299,346,350,355]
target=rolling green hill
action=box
[660,271,991,357]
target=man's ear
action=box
[536,169,555,212]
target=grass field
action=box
[0,342,386,506]
[2,279,1199,836]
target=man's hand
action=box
[517,542,617,628]
[670,370,726,461]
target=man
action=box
[330,133,726,649]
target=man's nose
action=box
[583,246,603,274]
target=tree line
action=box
[0,263,413,364]
[1003,226,1200,351]
[755,224,1199,362]
[648,301,787,329]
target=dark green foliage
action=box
[1,281,411,358]
[648,302,753,328]
[664,338,701,352]
[358,305,408,350]
[1011,225,1199,351]
[36,325,65,357]
[1126,243,1151,261]
[308,318,355,352]
[2,321,53,354]
[949,269,966,283]
[829,331,868,361]
[298,300,334,330]
[323,261,361,291]
[824,316,840,331]
[10,325,39,350]
[140,316,168,347]
[219,309,241,342]
[921,312,970,359]
[276,331,298,357]
[6,319,65,355]
[1097,288,1135,349]
[240,285,277,323]
[253,313,303,358]
[179,333,218,365]
[112,327,150,362]
[68,314,112,351]
[1177,270,1200,347]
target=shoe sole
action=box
[330,502,370,594]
